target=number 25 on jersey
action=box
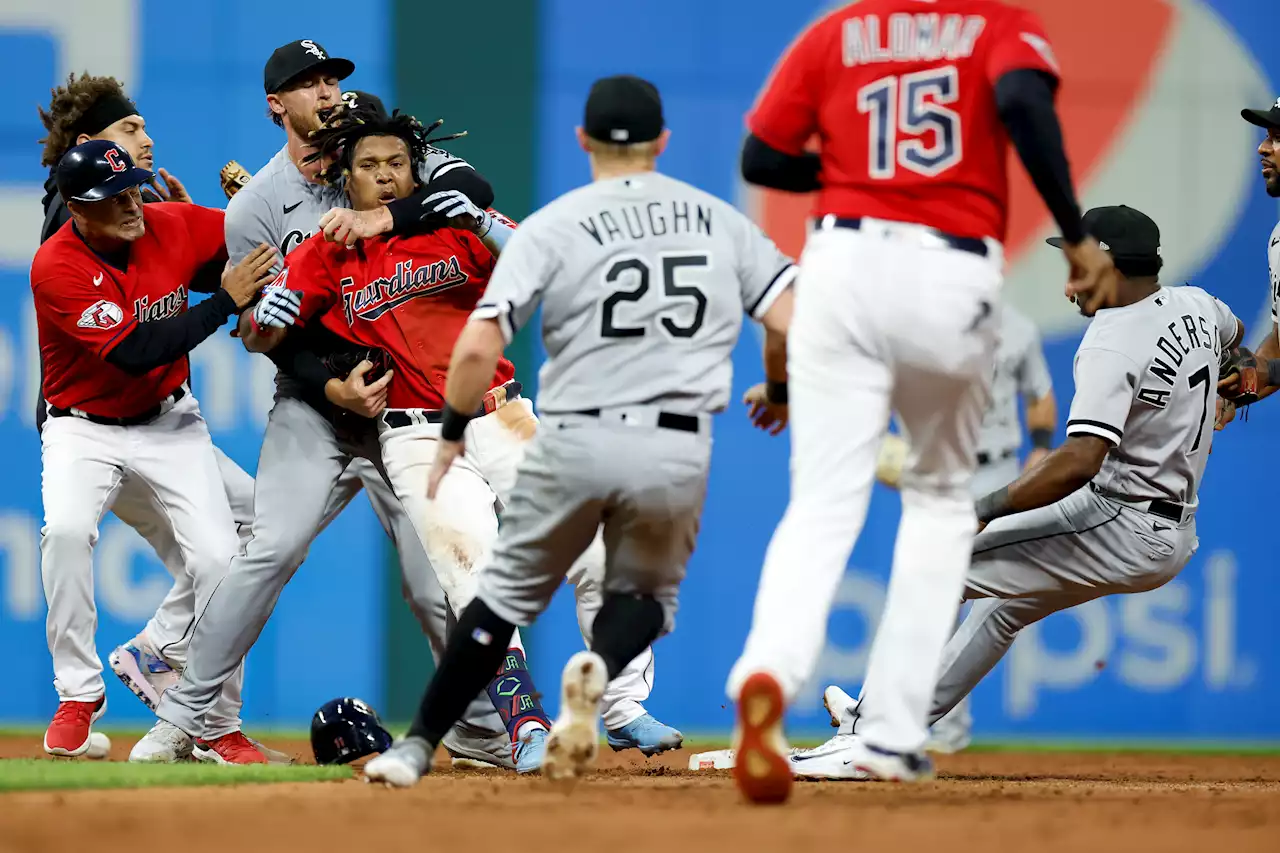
[858,65,962,178]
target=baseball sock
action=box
[407,598,549,746]
[590,593,664,680]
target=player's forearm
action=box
[238,310,285,353]
[976,435,1107,523]
[1253,324,1280,401]
[387,169,496,233]
[764,328,788,383]
[263,334,335,398]
[105,290,239,376]
[995,69,1084,244]
[474,217,514,258]
[1025,393,1057,447]
[444,320,505,415]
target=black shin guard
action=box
[590,593,665,681]
[408,598,517,745]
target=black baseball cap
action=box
[264,39,354,94]
[339,90,387,118]
[1241,97,1280,130]
[583,75,664,144]
[1046,205,1161,264]
[56,139,153,202]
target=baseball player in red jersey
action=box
[727,0,1119,802]
[31,139,276,758]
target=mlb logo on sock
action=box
[472,628,493,646]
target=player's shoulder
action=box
[1269,219,1280,250]
[143,201,223,229]
[30,228,90,281]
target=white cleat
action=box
[822,685,859,733]
[364,737,433,788]
[790,735,934,782]
[129,720,194,763]
[108,636,179,712]
[541,651,606,782]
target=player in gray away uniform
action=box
[1217,99,1280,419]
[789,206,1243,781]
[363,75,797,788]
[132,42,513,767]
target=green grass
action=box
[0,759,352,792]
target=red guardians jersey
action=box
[31,203,227,416]
[749,0,1061,241]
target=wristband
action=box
[766,380,788,405]
[1030,428,1053,450]
[249,311,265,337]
[1267,357,1280,389]
[974,485,1012,524]
[440,403,473,442]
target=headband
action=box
[71,94,140,139]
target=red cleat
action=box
[732,672,793,805]
[194,731,268,765]
[44,696,107,757]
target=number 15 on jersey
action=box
[858,65,962,179]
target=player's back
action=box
[1080,286,1238,507]
[751,0,1059,240]
[528,172,793,415]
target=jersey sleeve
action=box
[735,213,797,321]
[471,220,555,345]
[1065,347,1138,447]
[172,203,229,268]
[746,20,831,155]
[30,255,137,357]
[420,145,475,183]
[1016,321,1054,400]
[986,7,1062,84]
[277,239,339,327]
[225,190,277,265]
[1209,294,1242,349]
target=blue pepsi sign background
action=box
[0,0,1277,741]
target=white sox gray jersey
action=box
[473,171,794,414]
[1268,220,1280,326]
[794,284,1244,779]
[977,304,1053,462]
[473,169,794,631]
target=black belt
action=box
[976,448,1016,466]
[823,216,989,258]
[1091,483,1186,523]
[568,409,701,434]
[47,386,187,427]
[382,380,522,430]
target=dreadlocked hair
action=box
[303,106,467,187]
[38,73,128,166]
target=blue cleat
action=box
[606,713,684,757]
[514,727,549,774]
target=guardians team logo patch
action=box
[340,256,469,324]
[77,300,124,330]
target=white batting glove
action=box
[253,287,303,329]
[424,189,492,235]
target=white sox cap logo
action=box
[77,300,124,330]
[301,40,326,60]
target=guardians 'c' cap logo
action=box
[104,147,127,173]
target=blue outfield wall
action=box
[0,0,391,727]
[528,0,1280,740]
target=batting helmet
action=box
[310,697,393,765]
[56,139,153,203]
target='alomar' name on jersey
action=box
[842,13,988,67]
[340,256,469,324]
[1138,312,1221,409]
[578,198,712,247]
[134,285,187,322]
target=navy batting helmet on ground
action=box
[56,139,153,203]
[310,697,394,765]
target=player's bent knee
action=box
[40,519,99,554]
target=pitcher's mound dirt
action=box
[2,734,1278,853]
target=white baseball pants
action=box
[380,395,657,730]
[729,217,1003,753]
[39,391,242,730]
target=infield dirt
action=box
[2,734,1278,853]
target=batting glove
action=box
[424,189,492,236]
[253,287,303,329]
